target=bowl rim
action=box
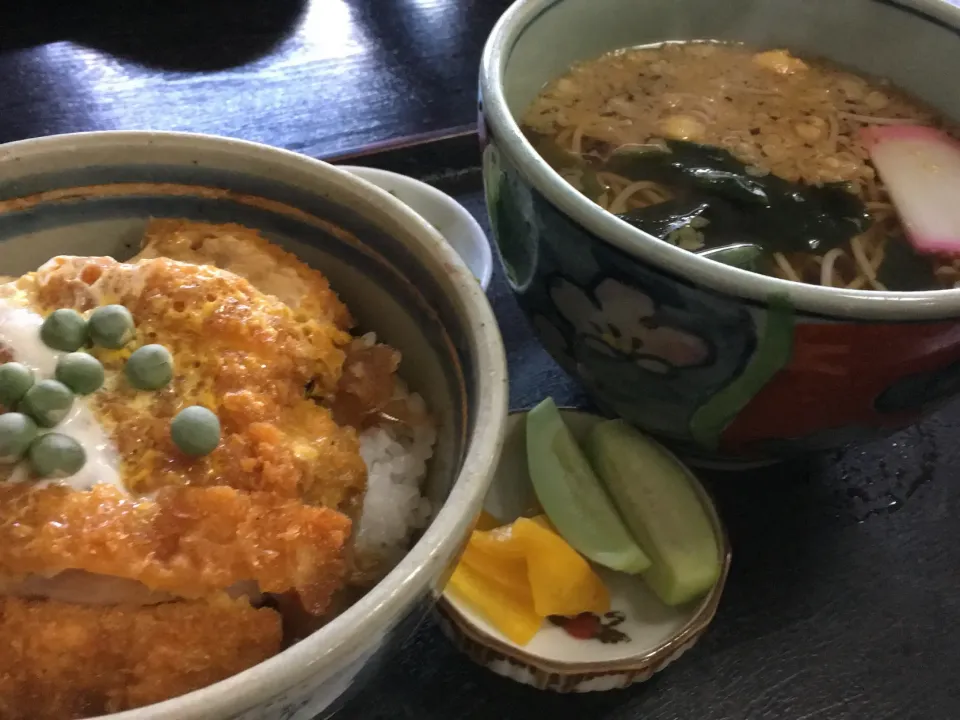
[0,129,510,720]
[479,0,960,321]
[337,164,495,289]
[436,407,731,677]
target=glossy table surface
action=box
[1,2,957,719]
[0,0,507,157]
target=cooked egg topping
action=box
[0,222,428,718]
[0,253,372,619]
[0,293,121,491]
[136,219,355,331]
[7,255,366,511]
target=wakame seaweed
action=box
[609,141,871,257]
[619,199,713,247]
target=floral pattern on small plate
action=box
[435,408,731,693]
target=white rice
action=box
[353,391,436,561]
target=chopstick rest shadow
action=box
[0,0,307,71]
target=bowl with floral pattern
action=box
[435,408,731,692]
[479,0,960,466]
[0,131,509,720]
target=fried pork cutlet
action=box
[0,220,417,717]
[136,219,402,428]
[0,594,281,720]
[0,253,372,716]
[18,255,367,511]
[0,484,351,613]
[135,219,354,330]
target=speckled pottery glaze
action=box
[436,409,730,692]
[479,0,960,465]
[0,131,509,720]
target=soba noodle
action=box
[521,42,960,290]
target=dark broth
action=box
[521,42,958,291]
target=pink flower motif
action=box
[550,278,709,373]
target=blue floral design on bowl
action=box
[479,0,960,465]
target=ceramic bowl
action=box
[435,409,731,692]
[479,0,960,467]
[340,165,494,289]
[0,131,509,720]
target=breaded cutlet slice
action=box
[16,256,367,511]
[0,484,351,614]
[4,255,368,615]
[0,594,281,720]
[133,220,403,428]
[134,218,354,331]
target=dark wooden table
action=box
[2,2,958,719]
[0,0,504,157]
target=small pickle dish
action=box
[437,404,731,692]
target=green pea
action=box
[27,432,85,478]
[19,379,74,428]
[88,304,135,349]
[0,362,34,408]
[170,406,220,457]
[55,353,105,395]
[0,413,38,464]
[40,309,88,352]
[125,344,174,390]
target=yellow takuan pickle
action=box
[446,562,542,646]
[446,514,610,645]
[469,523,525,560]
[513,516,610,618]
[461,543,529,592]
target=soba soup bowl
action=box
[0,131,508,719]
[480,0,960,466]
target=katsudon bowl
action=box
[0,131,507,720]
[480,0,960,467]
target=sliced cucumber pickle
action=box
[586,419,721,606]
[526,398,651,574]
